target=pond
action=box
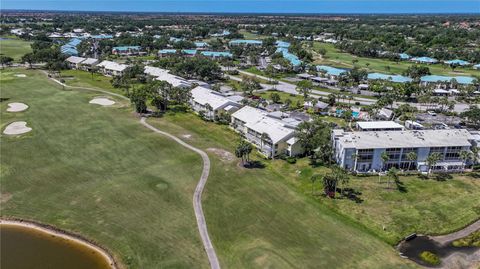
[0,223,114,269]
[398,235,478,267]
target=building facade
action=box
[332,129,474,173]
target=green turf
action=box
[274,158,480,244]
[0,38,32,61]
[312,42,480,78]
[0,69,209,268]
[146,112,417,268]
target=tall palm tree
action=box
[260,132,271,156]
[426,152,442,176]
[386,167,399,189]
[459,150,472,172]
[406,151,417,171]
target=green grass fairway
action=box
[273,158,480,244]
[0,69,209,268]
[0,38,32,61]
[312,42,480,78]
[146,113,416,268]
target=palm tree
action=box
[386,167,399,189]
[459,150,472,172]
[381,151,390,172]
[426,152,442,176]
[205,103,213,120]
[406,151,417,171]
[260,132,271,156]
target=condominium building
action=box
[332,129,474,173]
[190,86,241,120]
[231,106,303,158]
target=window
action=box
[445,146,461,160]
[357,149,374,162]
[386,148,402,161]
[430,147,445,159]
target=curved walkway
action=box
[140,118,220,269]
[45,73,221,269]
[431,219,480,245]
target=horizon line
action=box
[2,9,480,16]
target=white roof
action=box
[335,129,473,149]
[81,58,98,65]
[231,106,268,124]
[356,121,404,130]
[144,66,169,77]
[245,116,295,144]
[155,73,191,88]
[66,56,86,64]
[97,60,129,72]
[191,86,240,111]
[434,89,450,94]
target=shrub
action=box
[452,230,480,247]
[286,156,297,164]
[419,251,440,266]
[355,101,360,106]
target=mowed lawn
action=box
[273,159,480,245]
[0,69,209,268]
[146,113,416,268]
[312,42,480,78]
[0,38,32,61]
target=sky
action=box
[1,0,479,14]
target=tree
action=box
[240,76,261,96]
[459,150,472,171]
[331,165,349,196]
[386,167,399,189]
[380,151,390,176]
[461,106,480,127]
[235,140,253,166]
[260,132,271,156]
[270,92,281,104]
[297,80,313,100]
[0,56,13,68]
[21,53,35,69]
[295,118,331,161]
[323,175,338,198]
[426,152,442,176]
[129,86,148,113]
[406,151,418,171]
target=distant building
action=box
[355,121,404,132]
[112,46,143,56]
[411,57,438,64]
[229,40,263,46]
[78,58,99,71]
[444,59,470,66]
[144,66,192,88]
[96,60,129,76]
[332,129,474,173]
[65,56,86,69]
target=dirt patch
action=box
[0,192,12,204]
[14,74,27,78]
[207,148,234,162]
[181,134,192,139]
[3,121,32,135]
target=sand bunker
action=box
[3,121,32,135]
[6,102,28,112]
[14,74,27,78]
[89,98,115,106]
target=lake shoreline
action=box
[0,218,120,269]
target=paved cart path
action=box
[47,73,221,269]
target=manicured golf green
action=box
[0,69,209,268]
[146,112,417,268]
[0,38,32,61]
[312,42,480,78]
